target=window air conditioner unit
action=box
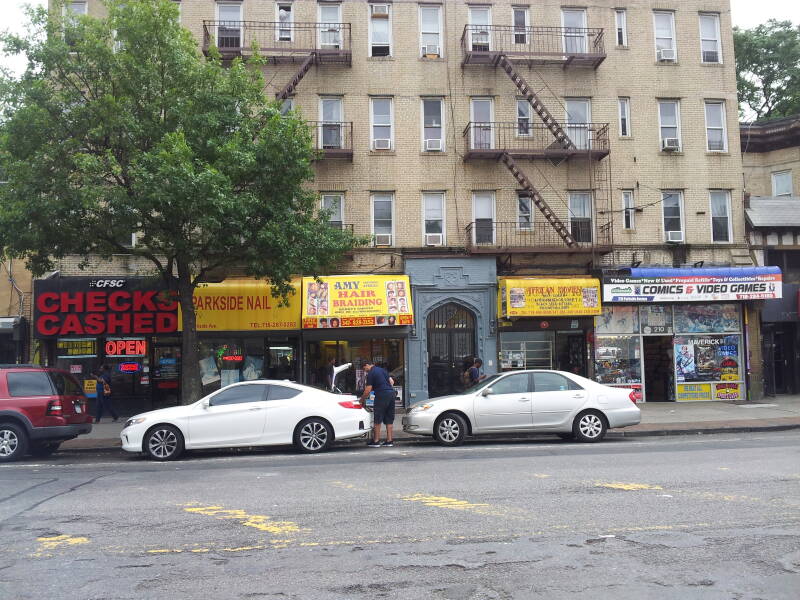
[425,138,442,151]
[661,137,680,151]
[425,233,443,246]
[370,4,390,17]
[657,48,676,62]
[373,138,391,150]
[702,50,719,63]
[666,230,684,243]
[423,45,440,57]
[374,233,393,246]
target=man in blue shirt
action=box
[361,361,395,447]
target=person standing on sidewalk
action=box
[361,360,395,447]
[469,358,487,386]
[94,364,119,423]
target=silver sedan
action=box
[403,370,641,445]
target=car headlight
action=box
[411,403,434,412]
[124,417,147,428]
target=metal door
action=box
[427,303,476,398]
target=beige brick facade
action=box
[51,0,747,273]
[743,146,800,198]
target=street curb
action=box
[59,422,800,452]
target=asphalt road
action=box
[1,432,799,599]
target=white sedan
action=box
[403,370,640,445]
[121,380,371,460]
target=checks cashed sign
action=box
[602,267,782,303]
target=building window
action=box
[173,1,182,24]
[469,6,491,52]
[419,5,442,57]
[370,97,393,150]
[320,96,343,149]
[472,191,495,244]
[64,1,87,15]
[321,193,344,229]
[772,171,793,197]
[615,9,627,47]
[710,190,731,243]
[658,100,681,151]
[217,3,242,49]
[513,7,529,45]
[653,11,676,61]
[662,190,684,240]
[276,3,293,42]
[280,98,294,115]
[319,3,342,50]
[518,192,532,230]
[423,192,445,244]
[372,193,394,244]
[699,13,722,63]
[422,98,444,151]
[565,98,591,150]
[568,192,592,243]
[517,100,531,136]
[618,97,631,137]
[704,101,727,151]
[562,9,587,54]
[369,3,392,57]
[622,190,635,230]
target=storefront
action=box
[300,275,413,405]
[191,279,302,396]
[599,267,782,402]
[497,278,601,377]
[0,317,27,364]
[33,275,180,413]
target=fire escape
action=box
[202,20,353,160]
[461,24,611,256]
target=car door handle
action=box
[248,407,264,411]
[572,394,585,399]
[518,397,531,402]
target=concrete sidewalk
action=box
[62,394,800,450]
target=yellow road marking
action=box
[400,493,515,518]
[182,504,305,535]
[596,482,664,491]
[33,534,89,557]
[532,473,551,479]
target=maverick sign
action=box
[34,277,178,338]
[602,267,783,303]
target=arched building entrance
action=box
[426,303,476,398]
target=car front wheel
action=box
[434,413,466,446]
[573,411,607,443]
[144,425,184,461]
[294,418,332,453]
[0,423,27,462]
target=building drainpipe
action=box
[743,304,751,402]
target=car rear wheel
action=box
[434,413,466,446]
[573,411,607,443]
[0,423,27,462]
[294,418,332,453]
[144,425,184,461]
[30,442,61,457]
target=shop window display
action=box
[674,335,741,382]
[673,304,739,333]
[595,306,639,334]
[594,335,642,386]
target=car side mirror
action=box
[481,387,493,397]
[202,398,210,409]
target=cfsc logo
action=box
[89,279,126,288]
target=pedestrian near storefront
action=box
[94,364,118,423]
[468,358,486,386]
[361,360,395,447]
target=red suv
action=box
[0,365,93,461]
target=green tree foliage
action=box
[734,20,800,120]
[0,0,364,402]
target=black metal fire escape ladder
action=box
[496,54,575,150]
[500,153,577,247]
[275,53,316,101]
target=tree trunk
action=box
[177,260,202,404]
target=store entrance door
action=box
[643,336,674,402]
[427,303,476,398]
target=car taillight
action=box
[46,399,63,415]
[338,401,363,409]
[629,391,638,404]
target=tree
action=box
[0,0,363,402]
[734,20,800,120]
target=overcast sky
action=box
[2,0,800,75]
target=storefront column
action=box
[745,303,765,401]
[406,257,497,404]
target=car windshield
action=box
[462,372,506,394]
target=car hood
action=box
[410,393,470,409]
[129,405,191,422]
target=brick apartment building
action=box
[33,0,779,411]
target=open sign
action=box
[105,339,147,357]
[118,362,141,373]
